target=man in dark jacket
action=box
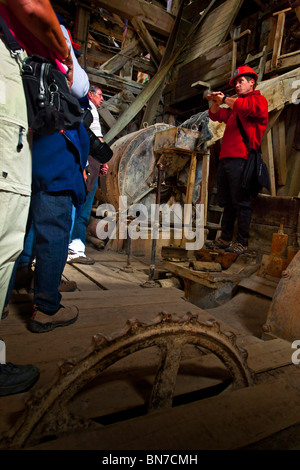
[206,65,268,254]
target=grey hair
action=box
[89,84,101,94]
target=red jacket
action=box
[208,90,268,160]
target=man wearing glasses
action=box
[68,85,109,265]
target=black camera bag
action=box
[236,114,270,197]
[82,109,113,164]
[0,16,83,135]
[21,55,83,135]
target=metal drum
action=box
[99,123,172,211]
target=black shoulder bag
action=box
[236,114,270,197]
[0,16,83,135]
[82,109,113,164]
[82,109,113,193]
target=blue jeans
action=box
[5,191,74,311]
[70,177,97,246]
[5,191,73,312]
[19,220,35,267]
[32,190,73,313]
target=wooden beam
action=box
[100,39,143,74]
[266,52,300,74]
[293,4,300,22]
[73,5,90,68]
[87,67,144,96]
[98,106,117,129]
[200,150,210,226]
[258,67,300,112]
[102,58,180,143]
[140,0,185,126]
[86,49,113,65]
[261,130,276,196]
[168,0,181,16]
[132,57,156,76]
[119,30,136,81]
[265,107,283,134]
[277,119,287,185]
[89,23,124,42]
[89,0,177,37]
[270,117,287,187]
[231,29,251,77]
[103,0,217,143]
[245,45,268,82]
[271,10,288,70]
[131,16,162,68]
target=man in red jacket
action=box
[206,65,268,254]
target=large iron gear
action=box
[1,312,253,449]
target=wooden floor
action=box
[1,245,300,450]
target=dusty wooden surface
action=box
[0,245,299,450]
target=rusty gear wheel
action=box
[1,312,253,449]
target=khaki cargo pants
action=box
[0,38,31,317]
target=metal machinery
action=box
[1,313,253,449]
[99,122,210,211]
[2,120,299,450]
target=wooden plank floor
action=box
[0,245,297,449]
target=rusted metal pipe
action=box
[148,163,164,281]
[126,233,133,269]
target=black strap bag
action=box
[236,114,270,197]
[0,16,83,135]
[82,108,113,164]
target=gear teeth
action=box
[124,318,145,334]
[2,311,253,449]
[183,311,198,323]
[159,311,172,322]
[224,330,237,344]
[238,347,249,360]
[58,360,76,376]
[92,333,110,350]
[205,319,221,332]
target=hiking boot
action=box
[67,252,95,265]
[27,278,77,294]
[28,305,79,333]
[0,362,40,396]
[58,279,77,292]
[205,238,232,249]
[225,242,248,255]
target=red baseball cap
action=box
[229,66,258,88]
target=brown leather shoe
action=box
[58,279,77,292]
[28,305,79,333]
[27,278,77,294]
